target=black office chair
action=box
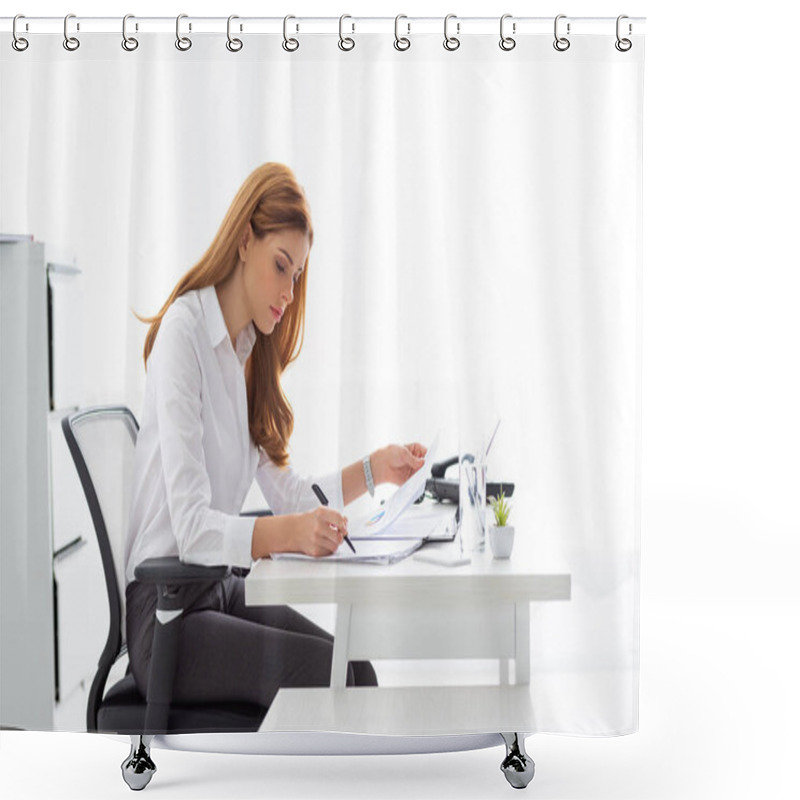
[62,406,268,790]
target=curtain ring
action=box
[63,13,80,51]
[553,14,570,52]
[283,15,299,52]
[12,15,29,52]
[227,15,243,52]
[338,15,355,51]
[175,14,192,51]
[615,15,632,52]
[499,14,516,51]
[121,14,139,52]
[394,15,411,51]
[443,14,460,51]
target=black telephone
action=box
[425,456,515,505]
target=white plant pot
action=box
[489,524,515,559]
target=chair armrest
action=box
[134,555,229,584]
[136,556,228,734]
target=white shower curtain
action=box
[1,22,643,736]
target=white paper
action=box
[349,432,440,538]
[351,502,456,541]
[271,538,424,565]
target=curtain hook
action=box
[338,14,355,51]
[283,15,299,52]
[122,14,139,52]
[615,15,632,52]
[227,15,243,52]
[553,14,570,52]
[12,15,29,52]
[499,13,516,51]
[63,13,80,51]
[394,14,411,51]
[443,13,460,51]
[175,14,192,51]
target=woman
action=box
[124,162,427,709]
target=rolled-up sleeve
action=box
[255,450,344,515]
[150,317,254,569]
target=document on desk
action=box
[350,504,456,542]
[271,538,424,565]
[348,432,441,540]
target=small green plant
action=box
[489,488,512,527]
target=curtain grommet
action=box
[615,15,632,52]
[12,15,29,52]
[175,14,192,51]
[226,15,243,52]
[394,15,411,51]
[282,15,299,52]
[443,14,460,51]
[338,14,355,51]
[121,14,139,52]
[553,14,570,52]
[63,13,80,52]
[499,14,516,51]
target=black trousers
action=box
[126,574,377,709]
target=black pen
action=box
[311,483,356,554]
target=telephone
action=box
[425,455,515,505]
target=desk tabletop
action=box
[245,547,571,606]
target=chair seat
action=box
[98,674,267,735]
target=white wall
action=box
[1,2,798,799]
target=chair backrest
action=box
[61,406,138,674]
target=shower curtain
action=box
[0,17,643,739]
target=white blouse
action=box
[124,285,343,585]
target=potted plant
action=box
[488,488,514,559]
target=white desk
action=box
[245,543,571,736]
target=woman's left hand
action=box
[373,443,427,486]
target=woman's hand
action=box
[373,443,427,486]
[292,507,349,558]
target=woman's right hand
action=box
[292,507,349,557]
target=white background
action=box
[1,1,798,799]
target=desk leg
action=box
[515,602,530,685]
[331,603,352,688]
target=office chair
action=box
[62,406,268,790]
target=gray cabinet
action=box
[1,236,105,731]
[0,237,54,730]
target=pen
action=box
[311,483,356,554]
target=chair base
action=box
[98,674,266,735]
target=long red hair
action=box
[138,162,313,468]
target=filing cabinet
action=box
[1,236,105,731]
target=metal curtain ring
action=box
[553,14,570,52]
[176,14,192,51]
[63,13,80,51]
[283,15,299,52]
[394,14,410,51]
[227,15,243,52]
[122,14,139,51]
[12,15,29,52]
[443,14,460,51]
[499,13,516,51]
[338,14,355,51]
[615,15,632,52]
